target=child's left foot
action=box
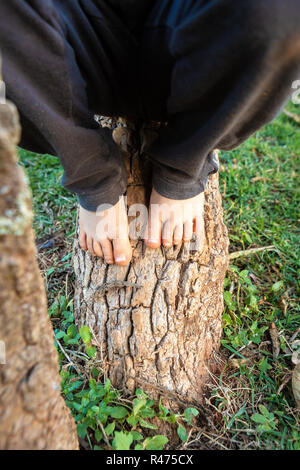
[145,188,205,249]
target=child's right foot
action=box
[78,195,132,266]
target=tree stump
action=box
[0,98,79,449]
[73,120,229,405]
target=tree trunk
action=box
[73,119,229,405]
[0,98,79,449]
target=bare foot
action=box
[78,196,132,266]
[145,188,205,249]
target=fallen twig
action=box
[56,338,82,375]
[229,245,277,260]
[97,419,112,449]
[290,326,300,343]
[269,322,280,359]
[277,373,292,395]
[283,109,300,123]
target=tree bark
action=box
[73,119,229,405]
[0,98,79,449]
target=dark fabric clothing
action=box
[0,0,300,211]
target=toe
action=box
[93,240,104,258]
[79,230,87,251]
[87,236,96,256]
[162,219,174,247]
[145,230,161,248]
[113,238,132,266]
[183,220,193,242]
[193,215,205,250]
[145,211,161,248]
[173,224,183,245]
[194,215,204,238]
[100,239,114,264]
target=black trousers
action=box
[1,0,300,211]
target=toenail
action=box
[147,239,159,244]
[115,255,126,262]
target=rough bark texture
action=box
[0,99,79,450]
[74,120,229,404]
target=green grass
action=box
[19,102,300,450]
[214,102,300,450]
[18,151,77,237]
